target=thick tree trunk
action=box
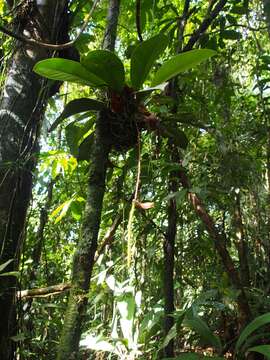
[57,1,120,358]
[0,1,69,358]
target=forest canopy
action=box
[0,0,270,359]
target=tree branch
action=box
[17,283,71,299]
[136,0,143,42]
[183,0,227,51]
[94,213,122,261]
[177,167,251,324]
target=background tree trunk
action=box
[163,152,177,358]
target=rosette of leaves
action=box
[34,34,216,159]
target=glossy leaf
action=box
[152,49,216,86]
[0,259,13,273]
[248,345,270,359]
[183,316,222,353]
[50,198,73,223]
[78,132,95,161]
[161,324,177,349]
[0,271,19,278]
[135,83,167,102]
[236,313,270,352]
[130,34,168,89]
[65,120,94,159]
[33,58,105,87]
[49,98,106,132]
[82,50,125,92]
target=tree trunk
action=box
[233,191,250,287]
[163,152,177,358]
[262,0,270,289]
[57,1,120,358]
[0,1,70,358]
[178,169,251,326]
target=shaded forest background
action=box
[1,0,270,359]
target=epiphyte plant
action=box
[34,33,216,156]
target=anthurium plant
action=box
[34,33,216,159]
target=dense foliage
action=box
[1,0,270,359]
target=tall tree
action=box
[0,1,71,358]
[57,1,121,358]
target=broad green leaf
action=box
[236,313,270,352]
[0,271,19,278]
[151,49,216,87]
[33,58,105,87]
[65,119,95,159]
[130,34,168,89]
[160,324,177,349]
[183,317,222,353]
[70,197,85,221]
[49,98,106,132]
[0,259,13,273]
[39,151,77,178]
[135,83,167,102]
[77,132,95,161]
[82,50,125,92]
[50,198,73,223]
[248,345,270,359]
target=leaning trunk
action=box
[178,169,251,326]
[0,1,70,358]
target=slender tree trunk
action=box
[262,0,270,288]
[0,1,70,358]
[163,151,177,358]
[57,1,120,358]
[30,179,54,282]
[178,169,251,326]
[233,191,250,287]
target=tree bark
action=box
[178,169,251,326]
[0,1,70,358]
[262,0,270,289]
[163,151,177,358]
[233,191,250,287]
[57,1,120,358]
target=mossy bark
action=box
[57,1,120,357]
[0,2,70,358]
[57,114,111,359]
[57,0,120,360]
